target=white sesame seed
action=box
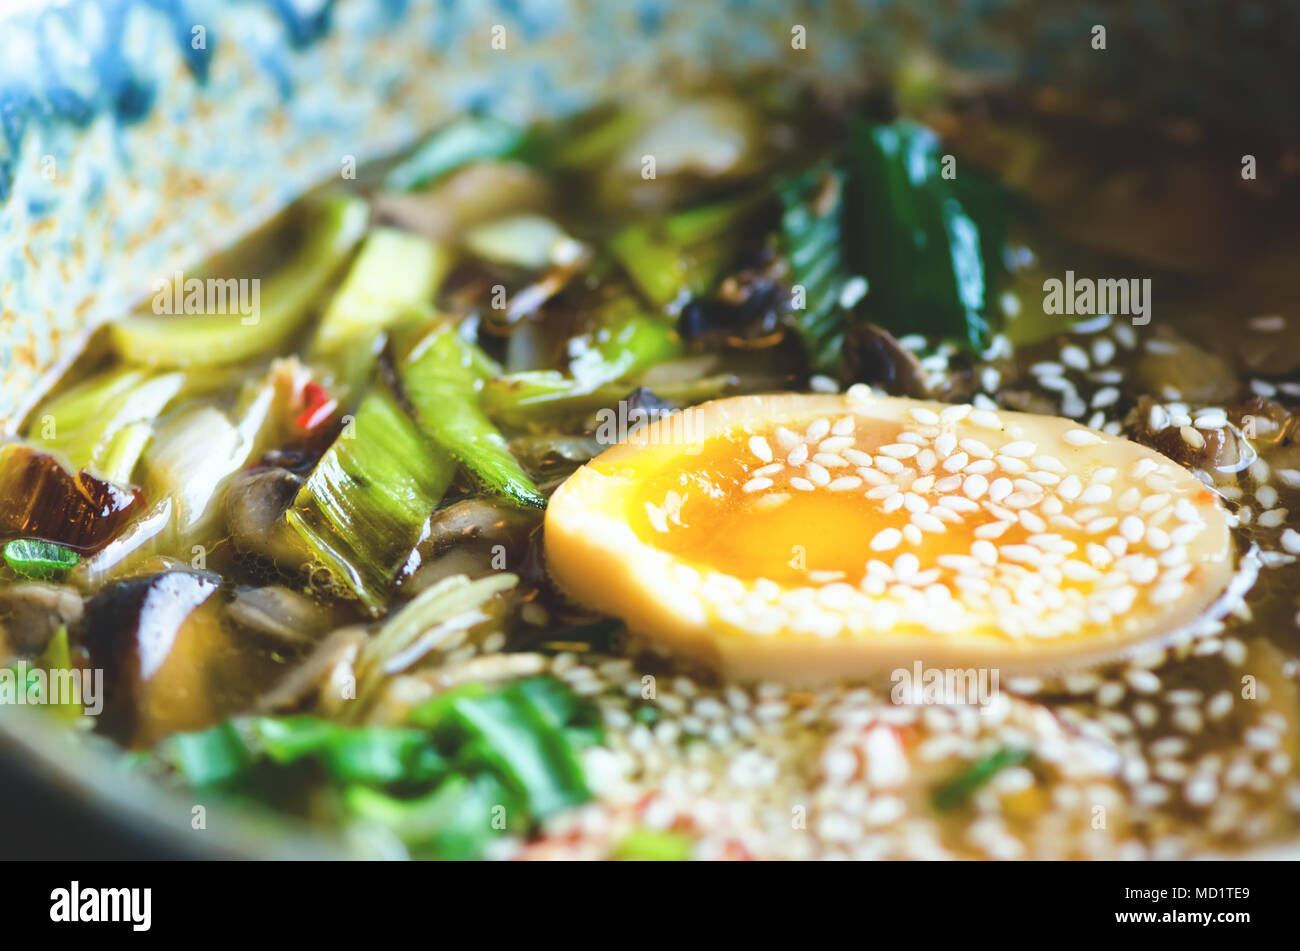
[1064,429,1103,447]
[805,462,831,486]
[748,435,773,463]
[962,474,989,499]
[880,443,919,459]
[827,476,862,492]
[871,528,902,552]
[813,452,849,469]
[1000,440,1036,458]
[911,512,946,534]
[806,418,831,442]
[774,426,801,450]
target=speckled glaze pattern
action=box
[0,0,878,425]
[0,0,1295,425]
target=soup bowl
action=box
[0,0,1295,859]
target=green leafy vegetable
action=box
[344,774,516,860]
[285,386,456,614]
[845,118,1004,351]
[109,193,369,368]
[932,747,1031,812]
[143,372,282,543]
[384,116,526,192]
[164,722,252,787]
[778,163,851,372]
[401,327,545,508]
[778,119,1006,372]
[163,675,597,859]
[3,539,80,580]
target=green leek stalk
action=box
[109,193,369,368]
[284,386,455,614]
[28,367,187,483]
[482,311,681,426]
[400,327,546,508]
[609,192,767,309]
[310,227,454,356]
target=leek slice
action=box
[311,227,453,355]
[285,387,455,614]
[609,192,766,309]
[143,376,280,541]
[28,367,186,482]
[482,311,681,426]
[401,328,545,508]
[109,193,369,368]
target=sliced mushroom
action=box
[395,498,542,596]
[0,583,84,658]
[1124,396,1254,474]
[77,570,220,740]
[840,324,929,398]
[227,585,332,646]
[256,626,368,716]
[225,467,307,567]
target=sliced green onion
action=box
[610,192,766,309]
[285,386,456,614]
[3,539,80,580]
[932,747,1031,812]
[482,310,681,425]
[109,193,369,368]
[344,773,516,860]
[436,690,589,820]
[613,827,693,861]
[164,722,252,787]
[401,327,546,508]
[384,116,526,192]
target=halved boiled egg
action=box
[544,389,1236,684]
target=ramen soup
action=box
[2,79,1299,860]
